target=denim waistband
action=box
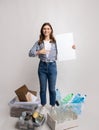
[40,60,55,63]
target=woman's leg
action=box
[48,62,57,106]
[38,61,47,106]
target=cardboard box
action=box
[47,113,79,130]
[15,84,37,101]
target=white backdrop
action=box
[0,0,99,129]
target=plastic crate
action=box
[8,96,40,117]
[47,103,83,130]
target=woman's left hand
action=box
[72,44,76,49]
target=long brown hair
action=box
[38,22,56,44]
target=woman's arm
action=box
[29,41,39,57]
[37,48,49,55]
[29,41,49,57]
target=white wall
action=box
[0,0,99,129]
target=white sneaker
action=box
[40,106,46,114]
[35,105,46,115]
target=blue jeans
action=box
[38,60,57,106]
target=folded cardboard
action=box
[26,92,38,102]
[15,84,37,102]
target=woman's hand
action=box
[37,48,50,55]
[72,44,76,49]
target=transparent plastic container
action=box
[8,96,40,117]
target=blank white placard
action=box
[55,33,76,61]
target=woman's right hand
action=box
[37,48,49,55]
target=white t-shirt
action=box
[44,40,51,58]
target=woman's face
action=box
[42,25,52,37]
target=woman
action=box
[29,23,57,113]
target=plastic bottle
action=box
[50,108,57,121]
[62,106,74,121]
[71,103,82,115]
[55,88,61,106]
[71,94,86,103]
[71,93,81,103]
[79,95,87,103]
[71,94,87,115]
[61,93,74,104]
[19,116,25,125]
[55,105,66,123]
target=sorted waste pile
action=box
[8,85,87,130]
[9,85,45,130]
[51,89,87,123]
[16,111,45,130]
